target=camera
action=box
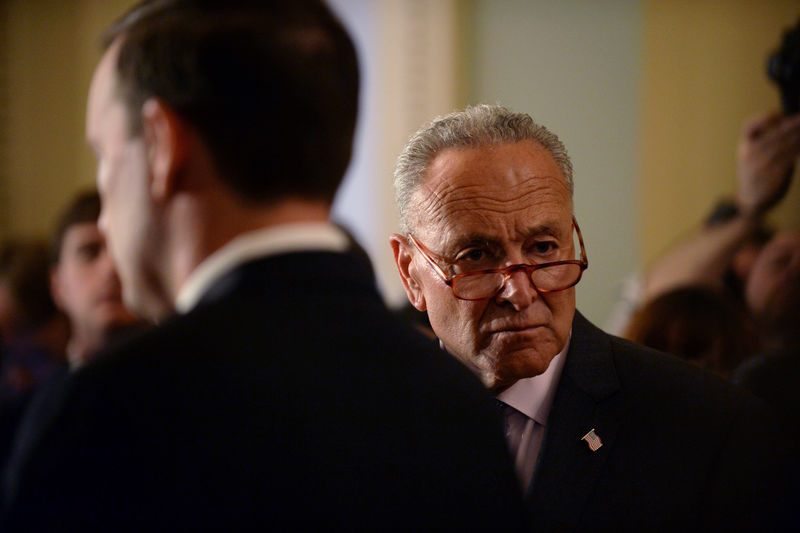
[768,17,800,114]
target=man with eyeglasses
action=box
[391,104,796,531]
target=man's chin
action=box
[445,336,562,391]
[122,291,160,323]
[96,310,139,332]
[482,345,561,391]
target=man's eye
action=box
[465,249,485,261]
[457,248,490,263]
[77,243,102,262]
[532,242,557,254]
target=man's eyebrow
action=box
[444,223,565,250]
[447,233,500,252]
[76,236,103,247]
[526,223,560,238]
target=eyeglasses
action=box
[407,217,588,301]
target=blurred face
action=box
[746,229,800,323]
[397,141,576,392]
[51,223,137,340]
[86,41,166,320]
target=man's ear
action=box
[141,98,186,202]
[390,233,427,311]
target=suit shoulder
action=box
[602,332,782,442]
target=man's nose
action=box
[495,269,538,310]
[96,246,119,281]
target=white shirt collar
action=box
[175,222,349,314]
[496,330,571,426]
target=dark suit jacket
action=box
[733,346,800,445]
[528,311,797,532]
[2,251,527,531]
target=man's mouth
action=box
[489,323,541,335]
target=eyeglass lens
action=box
[452,263,583,299]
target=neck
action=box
[165,195,331,305]
[67,328,104,369]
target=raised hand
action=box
[736,111,800,215]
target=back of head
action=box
[625,286,759,378]
[393,104,573,233]
[104,0,359,204]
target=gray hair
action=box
[393,104,573,233]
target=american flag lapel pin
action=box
[581,428,603,452]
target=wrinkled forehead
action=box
[410,141,573,241]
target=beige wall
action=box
[641,0,800,265]
[465,0,799,324]
[465,0,641,326]
[329,0,462,307]
[0,0,135,240]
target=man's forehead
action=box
[64,223,103,245]
[410,141,571,238]
[86,43,122,139]
[425,141,565,183]
[420,143,566,203]
[409,200,573,255]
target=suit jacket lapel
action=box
[527,311,625,529]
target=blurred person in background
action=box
[611,13,800,324]
[624,286,759,378]
[606,111,800,336]
[743,228,800,352]
[49,190,142,369]
[732,228,800,442]
[0,239,68,490]
[0,240,67,402]
[1,191,144,501]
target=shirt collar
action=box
[495,330,571,426]
[175,222,349,314]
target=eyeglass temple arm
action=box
[407,234,452,283]
[572,216,588,267]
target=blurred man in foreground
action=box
[1,2,525,531]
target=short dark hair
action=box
[0,239,59,329]
[102,0,359,204]
[50,190,102,265]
